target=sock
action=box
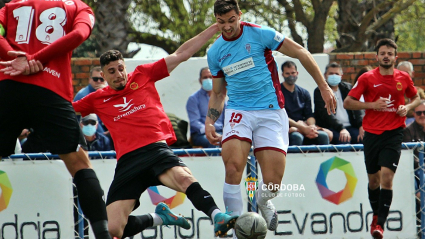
[223,182,243,217]
[121,214,153,238]
[368,186,381,215]
[211,208,221,220]
[150,212,163,226]
[256,181,277,206]
[186,182,219,219]
[377,188,393,227]
[73,169,111,239]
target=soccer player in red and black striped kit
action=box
[0,1,111,238]
[344,38,420,239]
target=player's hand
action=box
[0,52,29,76]
[320,86,336,115]
[373,98,388,110]
[339,128,351,143]
[23,60,43,75]
[396,105,407,117]
[357,126,364,142]
[205,123,221,145]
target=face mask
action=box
[327,74,342,86]
[284,75,298,85]
[82,125,96,137]
[202,78,213,91]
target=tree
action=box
[129,0,217,56]
[395,0,425,51]
[239,0,335,53]
[334,0,415,52]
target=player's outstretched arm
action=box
[278,38,336,115]
[205,77,226,145]
[165,23,219,73]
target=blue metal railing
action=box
[5,142,424,238]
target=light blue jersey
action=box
[207,21,285,111]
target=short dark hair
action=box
[90,66,101,77]
[324,62,342,74]
[375,38,397,55]
[354,65,373,84]
[100,50,124,68]
[214,0,240,16]
[281,61,297,71]
[199,67,209,79]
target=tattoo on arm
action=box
[207,108,220,122]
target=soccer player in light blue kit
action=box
[205,0,336,235]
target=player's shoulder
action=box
[394,69,412,81]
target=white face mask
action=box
[327,74,342,86]
[82,125,96,136]
[202,78,213,91]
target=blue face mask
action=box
[327,74,342,86]
[202,78,213,91]
[82,125,96,137]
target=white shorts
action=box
[222,108,289,155]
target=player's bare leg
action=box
[255,150,286,231]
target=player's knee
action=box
[225,166,243,181]
[175,173,197,192]
[108,221,125,238]
[368,177,380,189]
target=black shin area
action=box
[73,169,110,238]
[186,182,219,217]
[377,188,393,227]
[121,214,153,238]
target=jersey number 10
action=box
[13,6,66,45]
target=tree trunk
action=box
[94,1,137,57]
[334,0,398,52]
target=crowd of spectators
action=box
[12,60,425,154]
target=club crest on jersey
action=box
[245,43,251,54]
[245,177,257,202]
[130,82,139,90]
[396,82,402,91]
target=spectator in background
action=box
[397,61,414,78]
[74,66,107,101]
[354,66,374,84]
[405,87,425,126]
[280,61,330,145]
[353,66,373,102]
[80,114,111,152]
[397,61,416,125]
[402,100,425,229]
[314,62,364,144]
[73,66,108,134]
[186,67,226,148]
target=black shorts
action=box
[106,142,187,210]
[0,80,85,157]
[363,127,404,174]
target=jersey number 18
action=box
[13,6,66,45]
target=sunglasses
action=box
[92,77,104,82]
[82,120,97,126]
[415,111,425,116]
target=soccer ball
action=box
[234,212,267,239]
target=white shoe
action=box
[258,200,278,231]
